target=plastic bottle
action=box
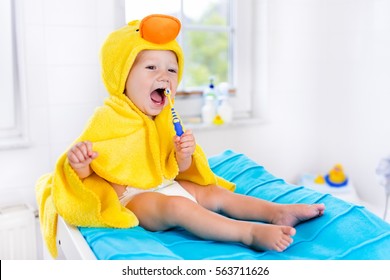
[201,79,217,124]
[217,96,233,124]
[217,82,233,123]
[201,95,217,125]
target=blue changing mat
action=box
[79,150,390,260]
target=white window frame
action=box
[176,0,254,120]
[0,0,29,149]
[229,0,254,117]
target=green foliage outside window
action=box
[182,1,230,89]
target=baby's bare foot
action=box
[272,203,325,227]
[246,223,296,252]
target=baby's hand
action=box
[174,130,195,160]
[67,141,98,177]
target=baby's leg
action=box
[179,181,325,227]
[126,192,295,251]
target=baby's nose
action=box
[157,77,170,87]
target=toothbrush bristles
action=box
[164,89,173,107]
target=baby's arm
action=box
[174,130,196,172]
[67,141,98,179]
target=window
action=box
[125,0,253,120]
[0,0,28,149]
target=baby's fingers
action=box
[178,139,194,150]
[179,130,195,143]
[68,144,87,163]
[69,141,95,163]
[84,141,98,158]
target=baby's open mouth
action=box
[150,88,166,105]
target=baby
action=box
[67,14,325,252]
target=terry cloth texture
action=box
[35,14,235,258]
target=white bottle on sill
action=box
[201,79,217,125]
[217,96,233,124]
[201,95,216,125]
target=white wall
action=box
[316,0,390,211]
[0,0,389,222]
[0,0,124,209]
[263,0,390,213]
[198,0,390,216]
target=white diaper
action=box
[118,179,197,207]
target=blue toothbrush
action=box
[164,88,184,136]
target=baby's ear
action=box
[139,14,181,44]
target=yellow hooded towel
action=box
[35,14,235,258]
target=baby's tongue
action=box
[150,90,163,104]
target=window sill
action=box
[0,136,30,150]
[182,116,265,132]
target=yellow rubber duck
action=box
[213,114,224,125]
[314,175,325,184]
[325,164,348,187]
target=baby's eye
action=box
[146,65,156,70]
[169,68,178,73]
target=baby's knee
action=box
[152,195,198,228]
[192,185,225,212]
[128,193,190,230]
[162,195,194,217]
